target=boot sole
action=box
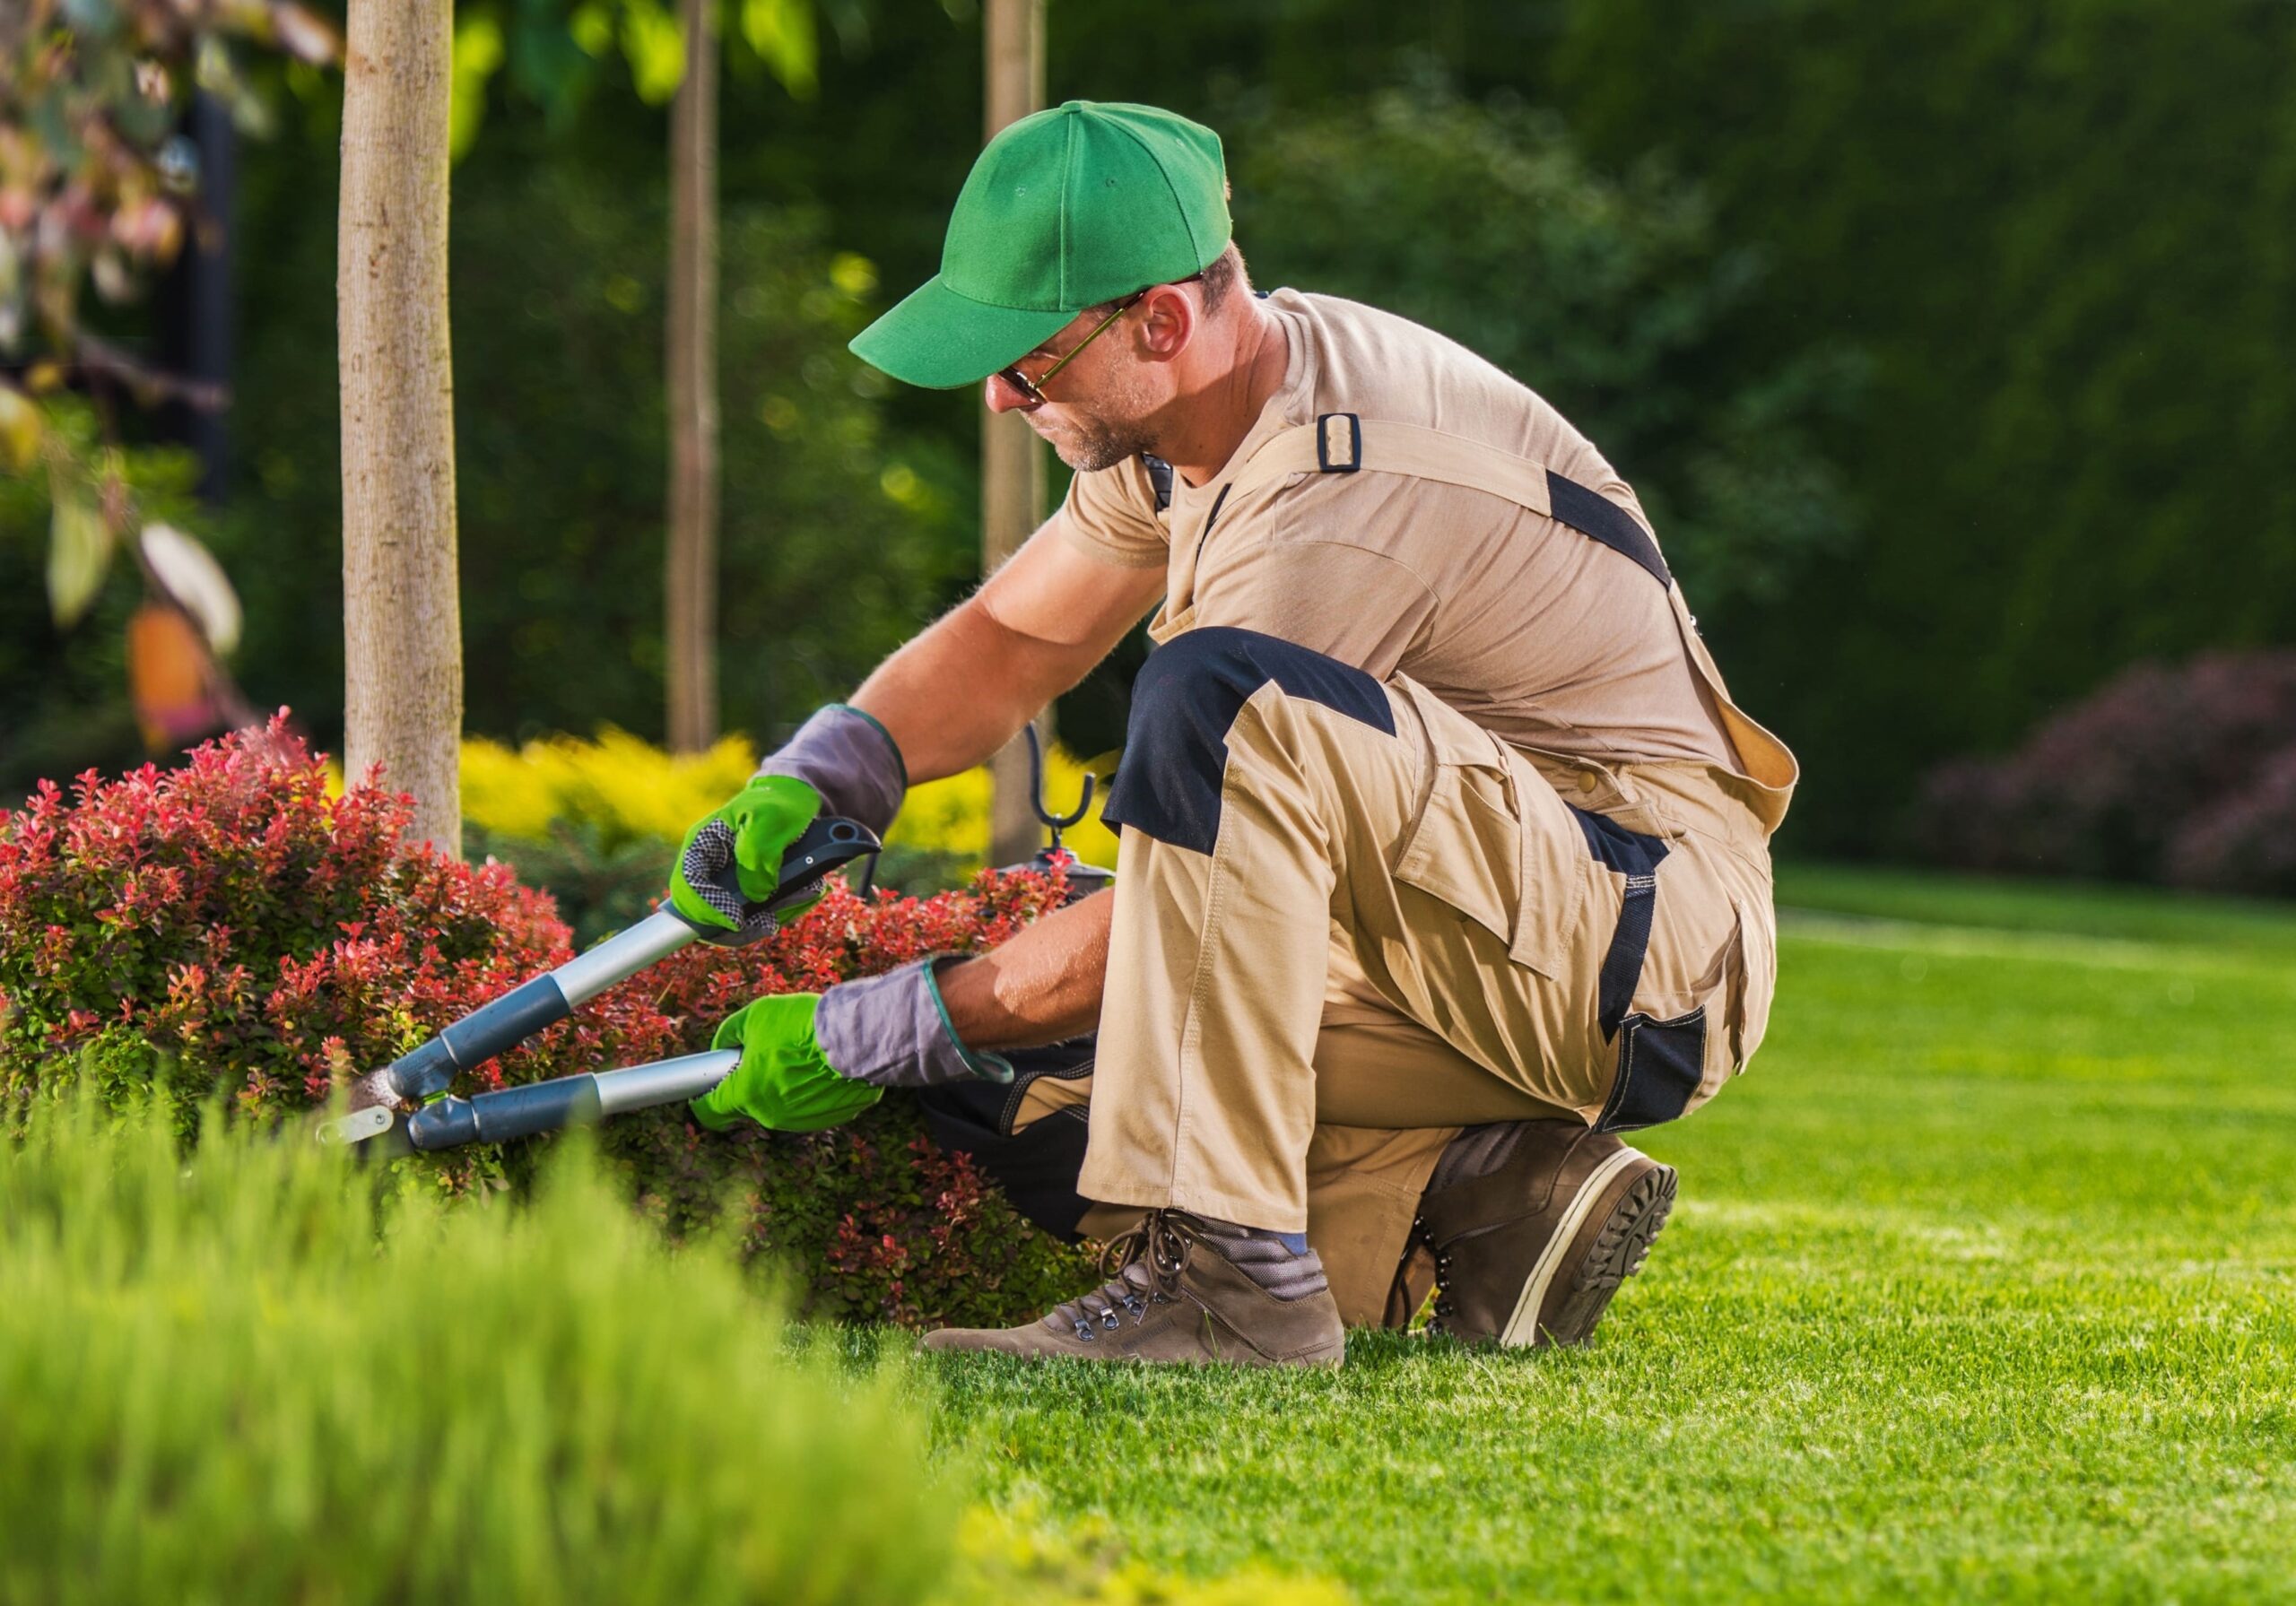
[1498,1151,1676,1349]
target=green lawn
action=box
[929,864,2296,1603]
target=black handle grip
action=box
[404,1075,606,1151]
[384,973,570,1104]
[683,813,883,947]
[765,814,883,910]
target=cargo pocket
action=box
[1390,711,1584,978]
[1595,1008,1708,1133]
[1594,905,1752,1133]
[1726,897,1776,1070]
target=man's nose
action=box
[984,371,1036,414]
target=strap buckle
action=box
[1315,412,1362,473]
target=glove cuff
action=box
[816,958,1013,1089]
[758,704,906,836]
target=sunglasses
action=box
[994,272,1205,406]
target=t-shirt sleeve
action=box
[1056,456,1170,569]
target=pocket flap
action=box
[1393,764,1519,952]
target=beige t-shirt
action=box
[1057,289,1739,770]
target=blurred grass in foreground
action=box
[17,863,2290,1602]
[0,1096,1352,1604]
[0,1099,946,1604]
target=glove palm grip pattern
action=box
[681,819,817,946]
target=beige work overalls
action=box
[1021,414,1797,1323]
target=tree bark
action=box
[665,0,720,753]
[982,0,1047,866]
[338,0,463,856]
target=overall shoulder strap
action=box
[1230,414,1672,586]
[1138,453,1175,514]
[1228,414,1799,804]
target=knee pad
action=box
[1107,627,1393,855]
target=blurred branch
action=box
[1,0,341,361]
[4,334,232,414]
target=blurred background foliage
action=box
[6,0,2292,870]
[218,129,970,752]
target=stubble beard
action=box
[1033,370,1161,473]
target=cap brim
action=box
[848,276,1075,390]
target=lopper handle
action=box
[403,1050,743,1152]
[379,816,879,1104]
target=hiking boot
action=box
[1409,1120,1676,1348]
[920,1210,1346,1367]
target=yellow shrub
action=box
[462,727,761,848]
[460,726,1121,867]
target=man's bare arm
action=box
[934,890,1113,1049]
[849,517,1163,783]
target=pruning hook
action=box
[1024,723,1093,853]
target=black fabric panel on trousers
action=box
[912,1037,1098,1242]
[1569,805,1671,1044]
[1570,804,1670,878]
[1597,873,1657,1042]
[1103,626,1396,856]
[1596,1009,1706,1132]
[1547,472,1672,589]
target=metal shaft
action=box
[552,909,697,1004]
[596,1049,743,1116]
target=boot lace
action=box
[1048,1210,1201,1342]
[1410,1213,1460,1336]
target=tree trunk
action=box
[982,0,1047,866]
[338,0,463,856]
[665,0,720,753]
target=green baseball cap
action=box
[849,100,1231,390]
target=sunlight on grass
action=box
[932,872,2296,1603]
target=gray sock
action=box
[1193,1216,1329,1302]
[1428,1121,1534,1194]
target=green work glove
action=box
[669,775,824,933]
[690,994,883,1133]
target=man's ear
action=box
[1134,282,1198,365]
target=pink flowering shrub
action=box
[2164,744,2296,896]
[1912,651,2296,886]
[0,719,1091,1325]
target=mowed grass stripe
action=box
[934,873,2296,1604]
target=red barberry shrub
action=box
[0,719,1092,1324]
[0,717,655,1159]
[592,868,1098,1328]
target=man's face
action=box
[986,305,1164,473]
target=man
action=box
[671,100,1797,1367]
